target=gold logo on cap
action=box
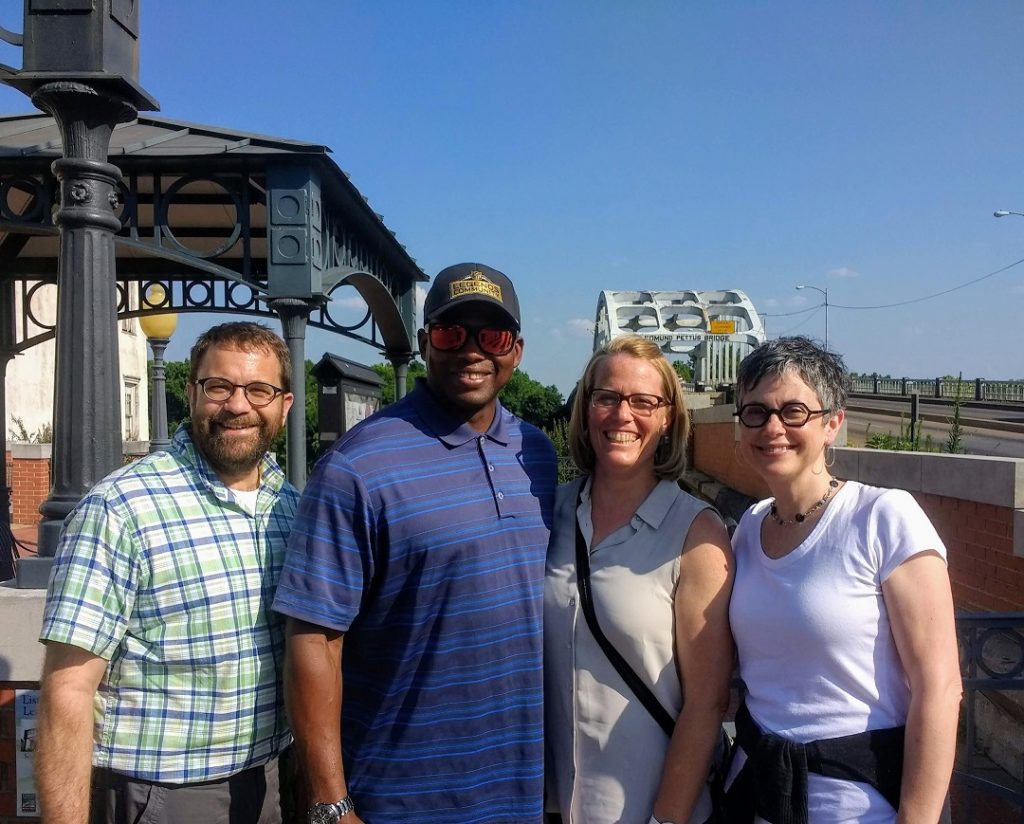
[449,270,503,302]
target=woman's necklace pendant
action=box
[770,478,840,527]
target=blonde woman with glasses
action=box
[545,334,734,824]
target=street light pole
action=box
[796,284,828,349]
[1,2,158,587]
[139,284,178,453]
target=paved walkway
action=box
[951,753,1023,822]
[11,523,37,555]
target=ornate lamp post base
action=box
[16,82,136,588]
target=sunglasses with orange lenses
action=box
[427,323,518,356]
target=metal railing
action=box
[850,377,1024,403]
[954,612,1024,822]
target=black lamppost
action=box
[139,285,178,453]
[0,3,158,587]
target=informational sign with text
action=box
[15,689,39,817]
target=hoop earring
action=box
[825,445,836,468]
[811,447,826,476]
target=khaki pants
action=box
[90,759,281,824]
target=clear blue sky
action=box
[2,2,1023,396]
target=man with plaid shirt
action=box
[36,322,298,824]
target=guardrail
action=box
[687,378,1024,403]
[850,377,1024,403]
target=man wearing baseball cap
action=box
[275,263,557,824]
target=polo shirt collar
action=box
[633,478,679,529]
[409,378,510,447]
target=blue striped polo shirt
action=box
[274,380,556,823]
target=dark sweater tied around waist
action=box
[723,700,905,824]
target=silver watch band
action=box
[308,795,355,824]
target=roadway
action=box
[844,394,1024,458]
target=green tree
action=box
[163,359,191,434]
[672,360,693,383]
[499,370,564,429]
[945,372,966,454]
[8,416,51,443]
[372,360,427,405]
[544,418,581,484]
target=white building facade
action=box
[6,282,150,446]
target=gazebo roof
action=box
[0,111,329,157]
[0,112,427,355]
[0,111,425,287]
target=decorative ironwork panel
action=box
[953,612,1024,821]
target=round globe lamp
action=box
[139,284,178,452]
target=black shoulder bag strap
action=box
[574,485,675,737]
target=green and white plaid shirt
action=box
[41,425,298,783]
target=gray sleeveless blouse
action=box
[544,476,713,824]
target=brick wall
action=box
[917,493,1024,611]
[6,448,50,526]
[690,415,770,501]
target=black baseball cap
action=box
[424,263,521,328]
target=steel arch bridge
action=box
[593,289,765,386]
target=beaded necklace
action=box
[769,477,840,527]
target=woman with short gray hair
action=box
[725,336,961,823]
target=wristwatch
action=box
[308,795,355,824]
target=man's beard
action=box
[191,412,280,479]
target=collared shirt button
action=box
[488,464,495,472]
[568,597,576,607]
[496,491,504,500]
[478,436,486,445]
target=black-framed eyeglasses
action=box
[427,323,518,356]
[193,377,284,408]
[590,388,669,417]
[735,402,831,428]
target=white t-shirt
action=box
[231,487,260,516]
[729,481,946,823]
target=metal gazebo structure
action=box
[0,114,426,584]
[0,2,426,587]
